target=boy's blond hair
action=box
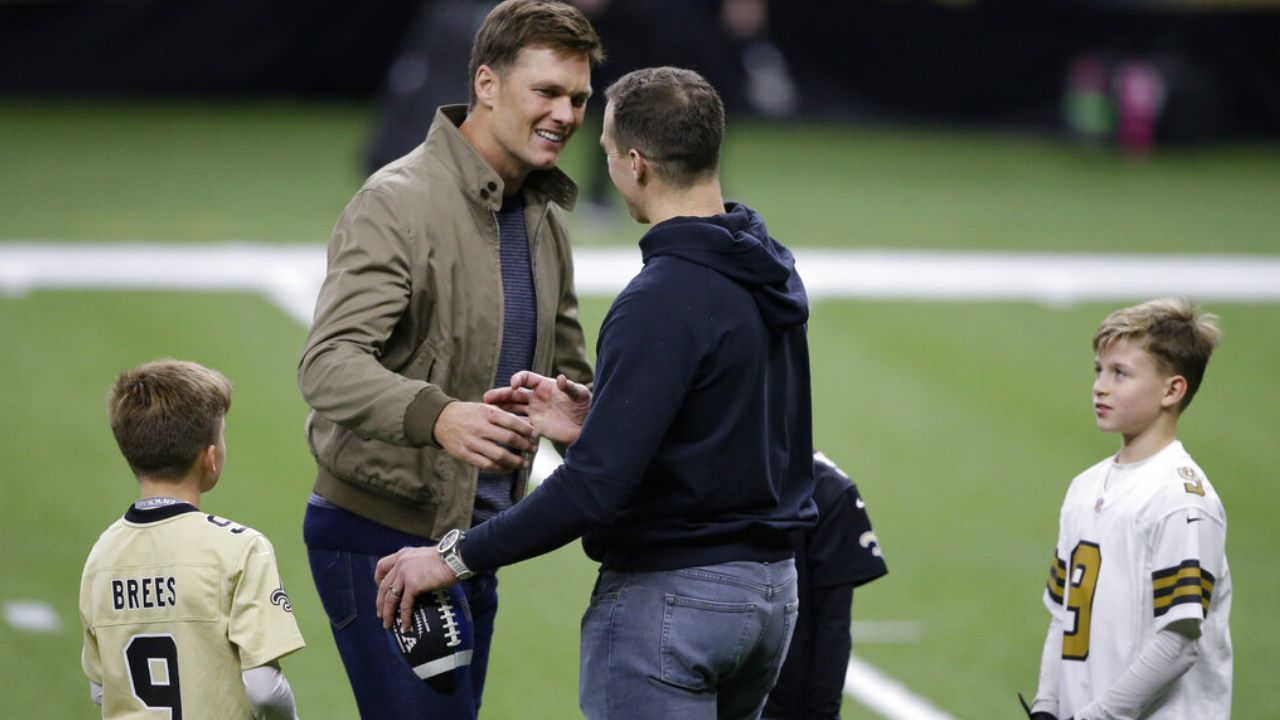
[107,359,232,479]
[1092,298,1221,411]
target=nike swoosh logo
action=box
[1187,517,1204,524]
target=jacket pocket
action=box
[330,433,441,504]
[403,337,439,381]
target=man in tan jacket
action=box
[297,2,601,717]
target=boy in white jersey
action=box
[79,359,306,719]
[1027,299,1231,720]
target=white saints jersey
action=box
[1043,441,1232,719]
[80,500,305,719]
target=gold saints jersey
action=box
[1043,441,1232,719]
[79,500,305,719]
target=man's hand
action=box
[433,401,538,472]
[374,546,458,632]
[483,371,591,445]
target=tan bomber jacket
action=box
[298,105,593,540]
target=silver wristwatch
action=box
[436,528,474,580]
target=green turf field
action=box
[2,100,1278,718]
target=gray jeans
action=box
[579,559,799,720]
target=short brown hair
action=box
[1093,298,1221,411]
[107,359,232,478]
[605,66,725,187]
[467,0,604,107]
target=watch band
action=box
[437,528,475,580]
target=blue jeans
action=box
[580,560,799,720]
[306,547,497,719]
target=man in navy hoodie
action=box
[375,66,816,720]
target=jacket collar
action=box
[425,105,578,213]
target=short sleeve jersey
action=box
[804,451,888,589]
[1042,441,1232,719]
[79,501,305,719]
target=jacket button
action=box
[480,188,490,199]
[487,181,497,191]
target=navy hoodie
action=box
[463,202,817,572]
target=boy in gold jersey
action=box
[79,359,305,719]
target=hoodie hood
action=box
[639,202,808,330]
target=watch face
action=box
[439,529,460,552]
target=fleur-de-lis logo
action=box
[271,587,293,613]
[859,531,883,558]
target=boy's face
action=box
[1092,339,1179,437]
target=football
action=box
[389,585,475,693]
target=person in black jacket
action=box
[375,65,816,720]
[764,451,889,720]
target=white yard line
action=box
[852,620,926,644]
[0,243,326,323]
[4,244,1280,326]
[795,249,1280,305]
[846,654,956,720]
[4,601,61,633]
[9,241,1278,720]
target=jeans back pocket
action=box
[659,595,756,691]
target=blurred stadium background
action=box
[2,0,1278,718]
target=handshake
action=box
[431,371,591,474]
[373,371,591,643]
